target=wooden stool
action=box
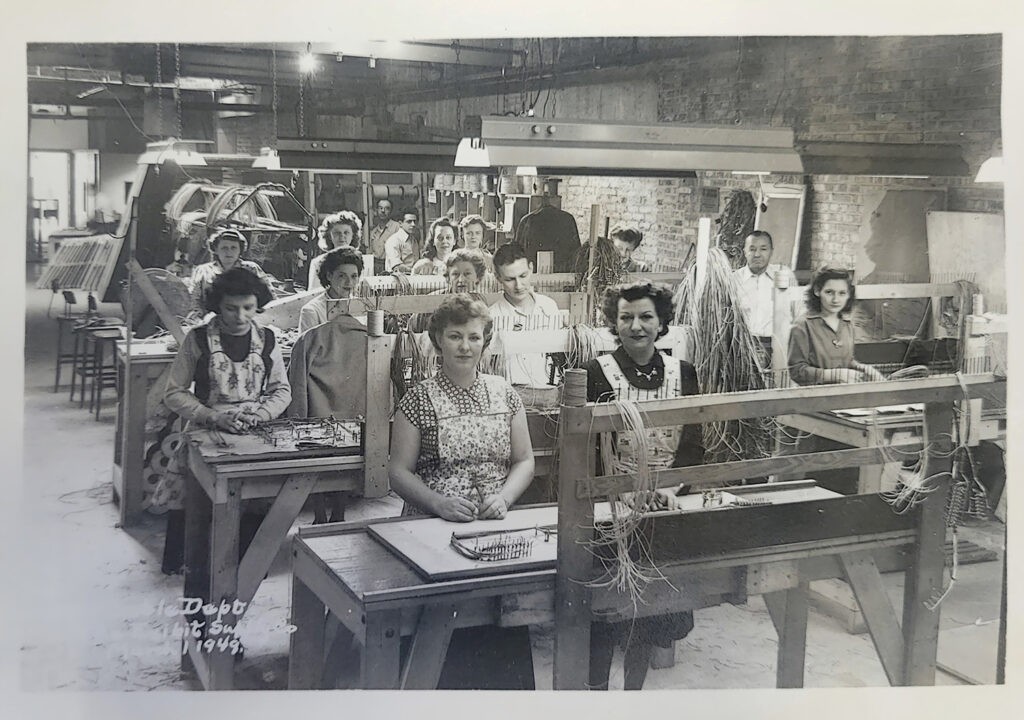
[88,328,122,419]
[68,321,92,405]
[53,314,87,392]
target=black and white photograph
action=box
[3,1,1020,717]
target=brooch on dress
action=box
[832,339,843,348]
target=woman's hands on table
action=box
[210,410,262,434]
[478,494,509,520]
[434,495,479,522]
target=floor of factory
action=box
[17,274,1005,693]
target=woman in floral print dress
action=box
[388,294,536,688]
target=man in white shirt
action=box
[488,242,562,386]
[383,208,421,273]
[368,199,401,272]
[733,230,799,365]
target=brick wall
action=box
[390,35,1002,273]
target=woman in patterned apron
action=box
[155,267,291,574]
[583,280,704,690]
[389,294,537,689]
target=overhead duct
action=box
[277,137,456,172]
[454,116,969,178]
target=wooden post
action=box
[696,217,712,295]
[901,400,954,685]
[553,369,595,690]
[361,171,373,253]
[363,332,392,498]
[586,204,602,322]
[772,270,792,387]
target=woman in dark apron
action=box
[583,281,704,690]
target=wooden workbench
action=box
[552,372,1006,689]
[181,425,363,691]
[779,401,1006,494]
[112,337,295,527]
[286,481,921,690]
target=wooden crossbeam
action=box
[560,376,1005,434]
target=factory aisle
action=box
[17,279,1003,691]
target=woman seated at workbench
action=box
[583,280,703,691]
[408,248,489,332]
[189,227,276,319]
[388,294,537,689]
[788,267,885,385]
[298,246,364,334]
[308,210,362,291]
[155,267,292,574]
[411,217,457,275]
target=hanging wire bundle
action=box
[587,399,674,607]
[672,247,777,464]
[715,189,757,270]
[391,322,433,401]
[565,323,604,371]
[574,236,624,324]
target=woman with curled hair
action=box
[189,227,275,317]
[409,249,489,333]
[459,214,495,270]
[309,210,363,291]
[412,217,458,276]
[609,224,650,273]
[388,294,536,688]
[298,247,364,333]
[155,267,291,574]
[583,280,703,691]
[788,267,884,385]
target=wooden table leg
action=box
[236,473,318,606]
[765,578,809,688]
[182,468,212,675]
[839,551,905,685]
[361,609,402,689]
[205,478,242,690]
[857,424,884,494]
[901,402,954,686]
[401,604,457,689]
[288,573,326,689]
[116,362,148,527]
[322,616,359,689]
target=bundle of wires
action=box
[390,321,433,401]
[672,246,777,464]
[587,399,672,607]
[565,323,604,371]
[574,237,624,325]
[716,190,757,270]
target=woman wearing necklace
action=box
[388,294,536,689]
[788,267,884,385]
[582,280,703,691]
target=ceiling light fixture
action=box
[299,43,317,74]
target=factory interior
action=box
[6,4,1022,718]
